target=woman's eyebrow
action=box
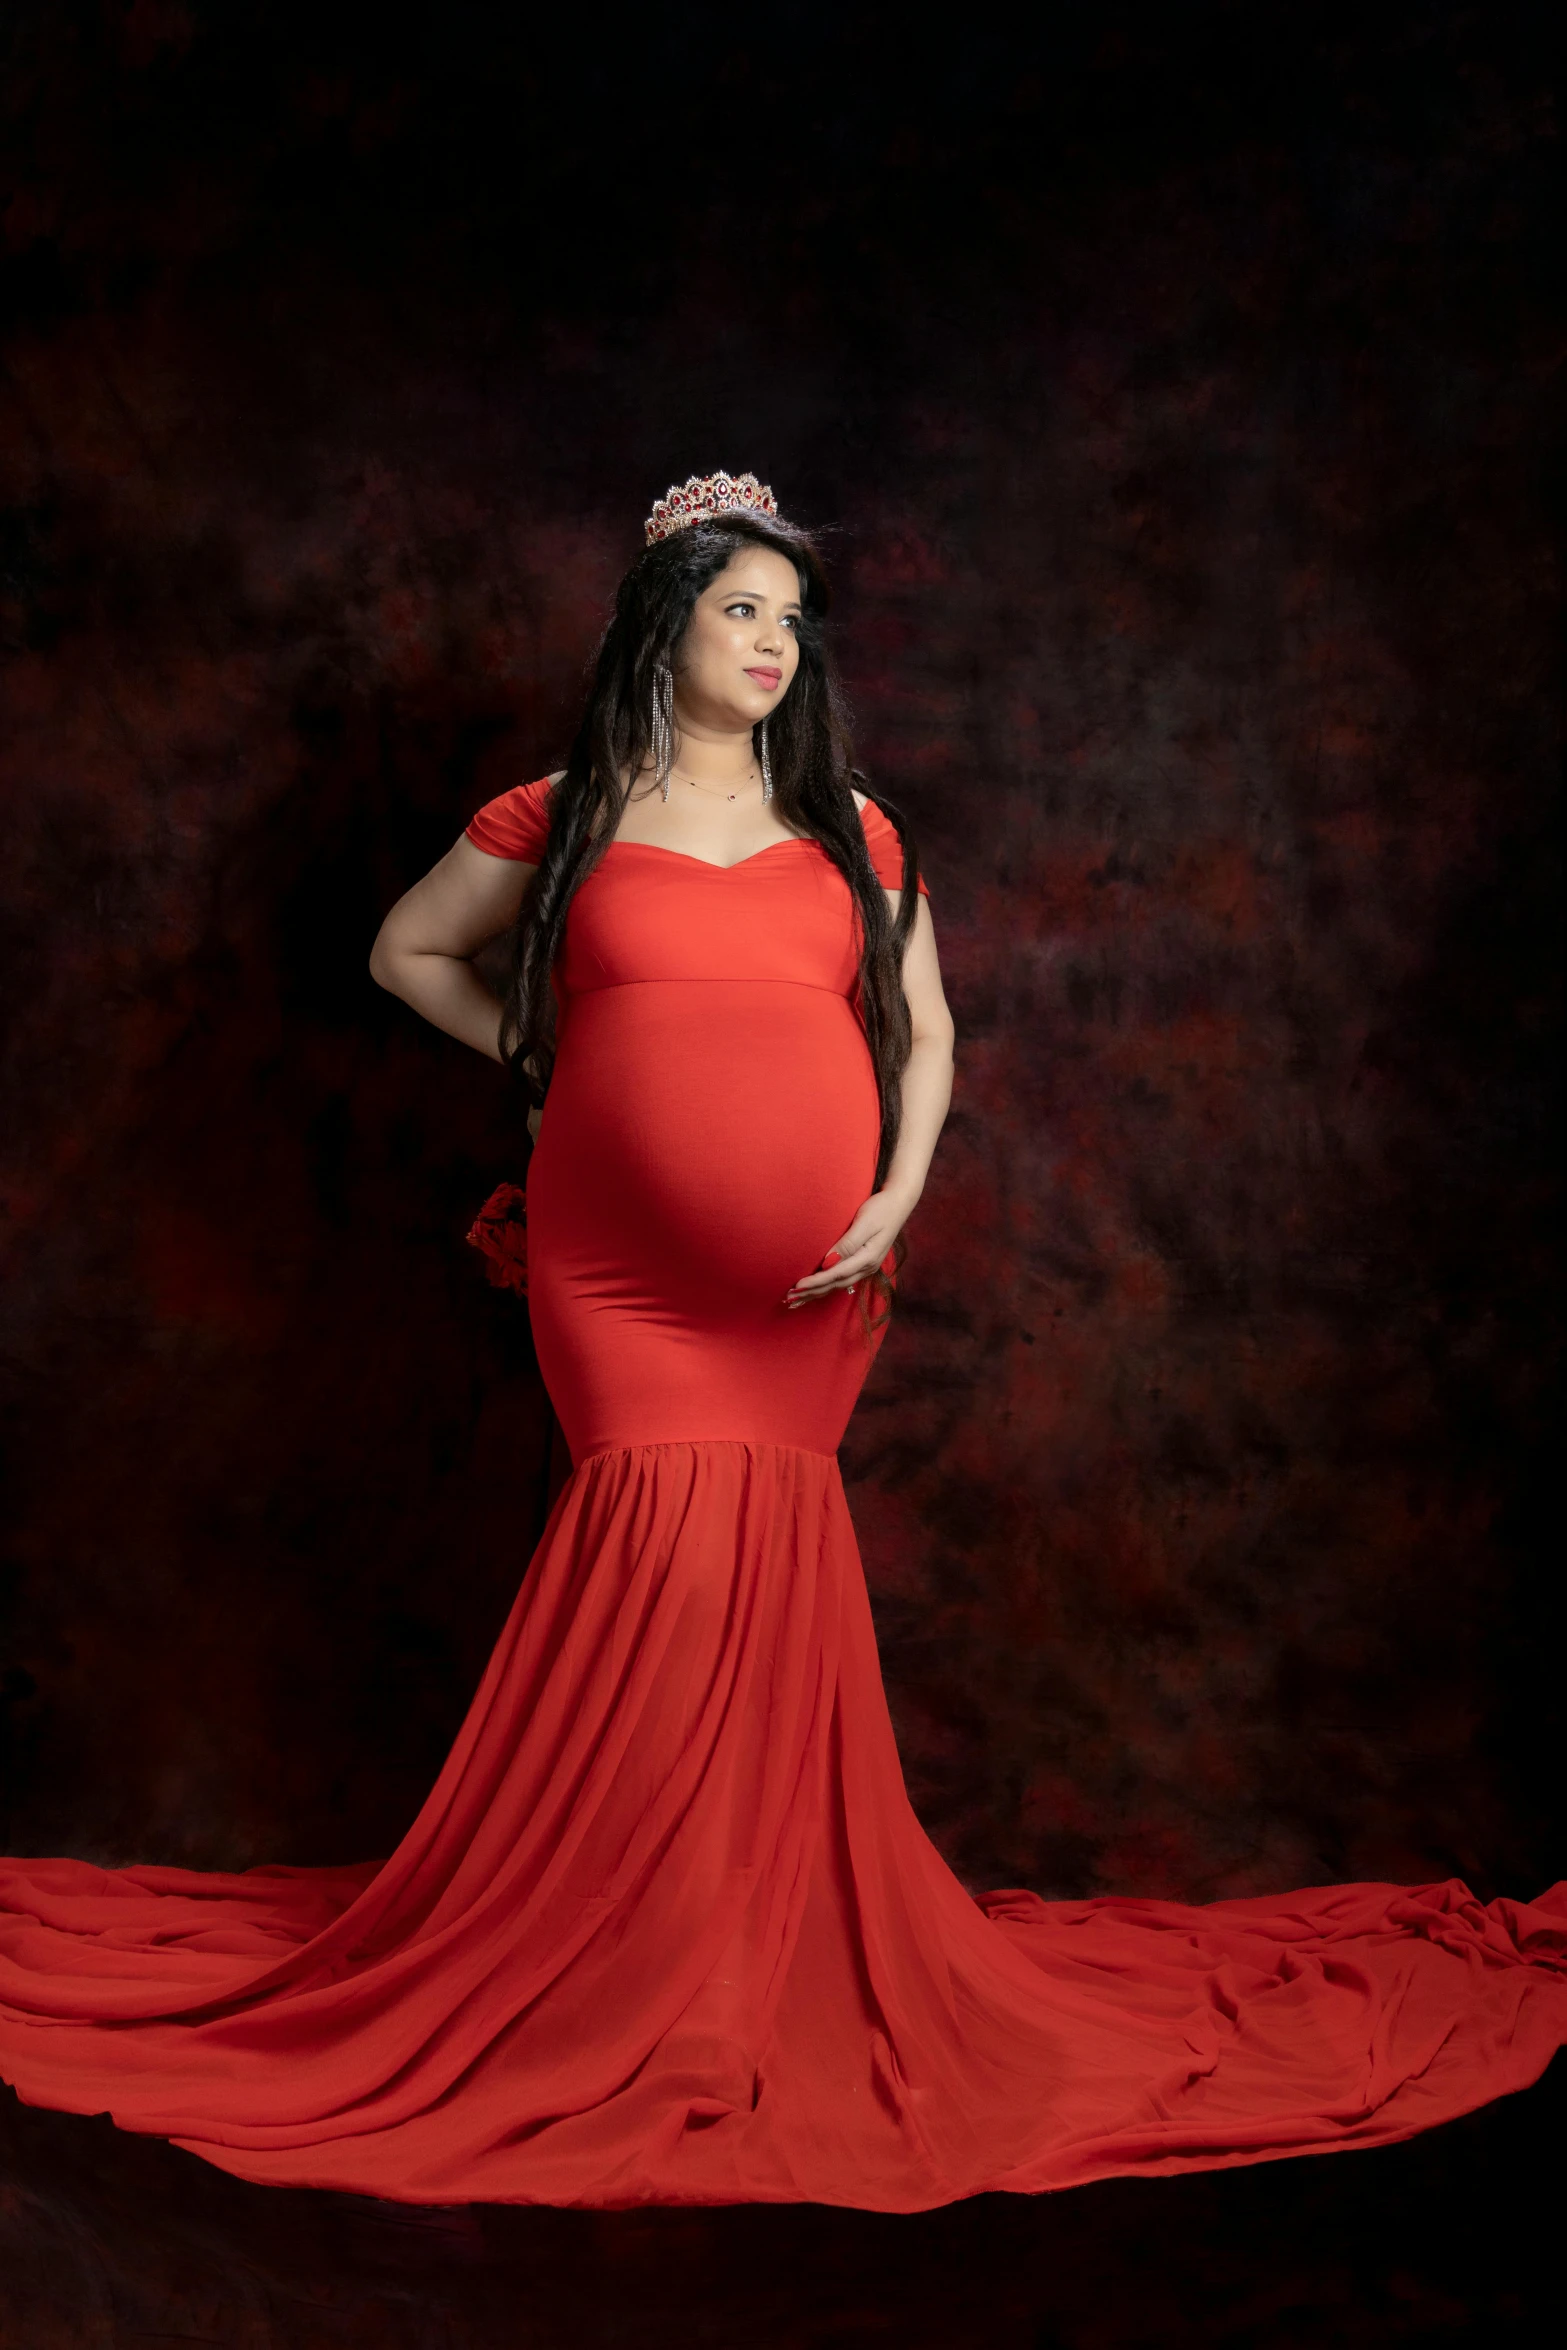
[720,583,803,609]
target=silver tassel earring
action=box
[652,663,676,800]
[759,717,773,804]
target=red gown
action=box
[1,779,1563,2210]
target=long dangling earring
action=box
[652,663,676,801]
[759,716,773,804]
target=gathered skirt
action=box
[1,1437,1563,2208]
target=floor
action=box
[1,2061,1555,2348]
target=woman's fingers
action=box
[781,1190,908,1307]
[784,1230,889,1306]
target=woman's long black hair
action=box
[498,507,921,1318]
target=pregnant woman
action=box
[1,474,1563,2209]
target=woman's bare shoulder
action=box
[851,787,868,811]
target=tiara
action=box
[644,469,779,544]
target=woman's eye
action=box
[722,602,799,629]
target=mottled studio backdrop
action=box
[1,3,1558,1907]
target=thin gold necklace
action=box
[670,764,760,803]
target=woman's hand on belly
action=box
[783,1183,916,1309]
[783,966,955,1310]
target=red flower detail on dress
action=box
[466,1183,529,1296]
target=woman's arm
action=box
[786,893,956,1306]
[368,837,536,1063]
[880,897,957,1207]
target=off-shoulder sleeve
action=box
[465,775,554,863]
[858,798,930,897]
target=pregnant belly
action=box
[526,982,885,1461]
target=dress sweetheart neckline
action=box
[605,837,813,875]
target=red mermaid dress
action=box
[1,778,1563,2209]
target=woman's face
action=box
[672,546,803,734]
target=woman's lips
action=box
[745,667,783,690]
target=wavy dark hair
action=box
[499,507,921,1323]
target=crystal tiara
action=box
[644,470,779,544]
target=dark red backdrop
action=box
[2,3,1559,1933]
